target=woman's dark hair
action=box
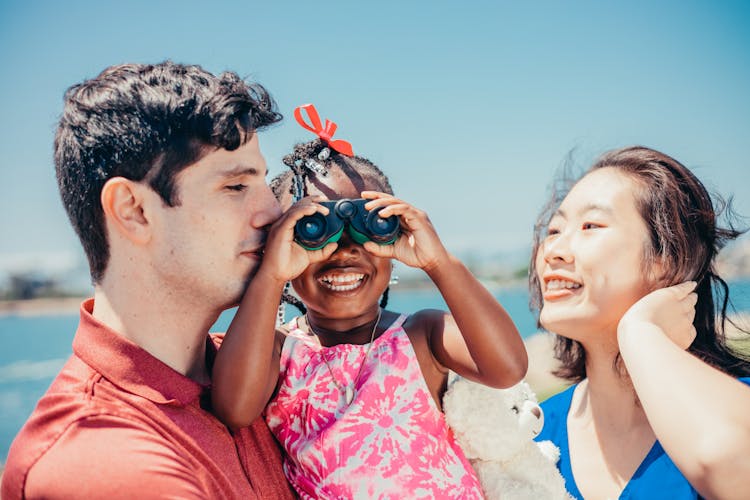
[55,61,282,283]
[529,146,750,381]
[272,138,394,314]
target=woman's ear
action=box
[648,255,671,289]
[100,177,151,245]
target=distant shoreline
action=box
[0,277,747,322]
[0,280,529,318]
[0,297,85,317]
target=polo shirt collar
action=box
[72,298,213,407]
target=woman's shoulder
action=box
[536,384,577,443]
[540,384,576,412]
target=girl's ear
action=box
[100,177,151,245]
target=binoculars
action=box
[294,199,400,250]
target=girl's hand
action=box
[258,196,338,283]
[618,281,698,349]
[360,191,449,271]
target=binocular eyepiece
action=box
[294,199,400,250]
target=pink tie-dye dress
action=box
[264,314,484,499]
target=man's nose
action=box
[251,185,282,228]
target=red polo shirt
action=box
[1,299,295,499]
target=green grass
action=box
[728,337,750,358]
[535,382,571,403]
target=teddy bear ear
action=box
[447,371,461,387]
[512,380,539,404]
[519,400,544,437]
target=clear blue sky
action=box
[1,0,749,282]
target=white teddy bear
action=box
[443,374,572,500]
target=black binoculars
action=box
[294,199,400,250]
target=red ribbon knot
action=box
[293,104,354,157]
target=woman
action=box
[532,146,750,499]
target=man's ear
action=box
[100,177,151,245]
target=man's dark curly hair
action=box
[55,61,282,283]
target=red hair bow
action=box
[293,104,354,157]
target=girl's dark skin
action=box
[212,164,528,429]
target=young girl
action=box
[531,146,750,499]
[212,105,528,498]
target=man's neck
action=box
[92,282,218,384]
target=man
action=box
[1,61,295,499]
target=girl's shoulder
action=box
[275,317,310,347]
[277,316,307,336]
[403,309,446,334]
[403,309,455,347]
[401,309,449,364]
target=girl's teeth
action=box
[547,279,581,290]
[319,273,365,291]
[322,282,362,291]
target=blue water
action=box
[2,280,749,464]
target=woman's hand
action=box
[257,196,338,283]
[618,281,698,349]
[359,191,450,271]
[617,280,750,499]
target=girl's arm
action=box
[618,282,750,500]
[362,191,528,388]
[212,271,286,430]
[422,255,528,387]
[212,198,337,430]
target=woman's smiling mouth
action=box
[546,279,582,291]
[542,276,583,300]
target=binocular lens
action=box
[297,213,327,240]
[367,209,400,241]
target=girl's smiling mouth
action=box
[317,272,366,292]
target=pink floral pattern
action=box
[265,314,484,499]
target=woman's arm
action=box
[618,282,750,500]
[361,191,528,388]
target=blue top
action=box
[536,377,750,499]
